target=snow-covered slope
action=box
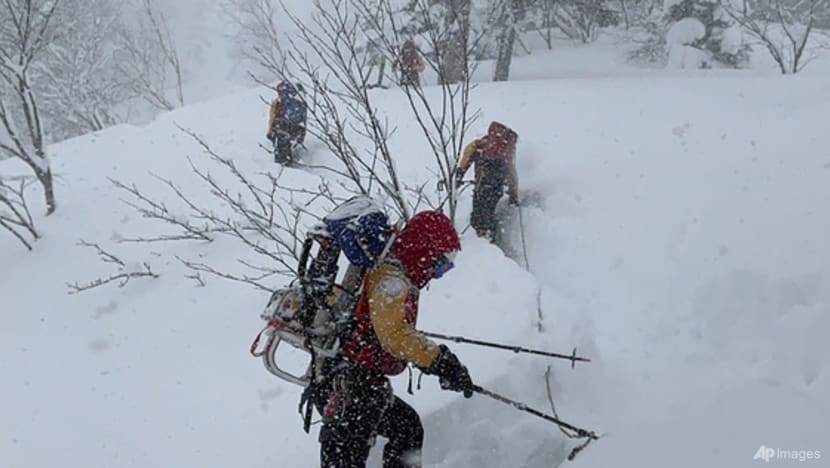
[3,53,830,468]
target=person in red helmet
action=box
[318,210,474,468]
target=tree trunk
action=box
[38,168,56,215]
[545,14,553,49]
[438,0,471,84]
[620,0,630,29]
[493,26,517,81]
[493,0,523,81]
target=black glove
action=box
[266,129,276,143]
[426,345,474,398]
[508,192,519,206]
[454,174,464,187]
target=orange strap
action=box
[250,324,276,357]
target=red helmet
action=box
[392,211,461,289]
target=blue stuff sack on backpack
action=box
[280,83,307,128]
[323,196,390,268]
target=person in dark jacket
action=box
[267,81,307,164]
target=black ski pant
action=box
[470,160,508,235]
[399,71,420,87]
[274,124,305,164]
[319,367,423,468]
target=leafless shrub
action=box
[113,128,340,292]
[224,0,286,82]
[351,0,486,222]
[116,0,185,111]
[0,176,39,250]
[721,0,830,74]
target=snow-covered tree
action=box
[492,0,529,81]
[0,0,60,215]
[392,0,473,84]
[542,0,620,43]
[618,0,665,28]
[223,0,286,83]
[630,0,751,67]
[666,16,711,67]
[38,0,130,138]
[116,0,185,111]
[720,0,830,74]
[665,0,751,67]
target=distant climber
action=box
[366,39,387,89]
[266,81,307,164]
[456,121,519,241]
[398,40,425,87]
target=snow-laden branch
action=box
[0,0,59,216]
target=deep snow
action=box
[3,40,830,468]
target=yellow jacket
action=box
[267,99,281,134]
[457,139,519,198]
[363,263,439,369]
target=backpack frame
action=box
[250,197,392,387]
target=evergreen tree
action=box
[665,0,750,68]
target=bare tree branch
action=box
[224,0,287,81]
[115,0,185,110]
[177,255,275,292]
[0,175,39,250]
[276,0,415,220]
[66,240,159,294]
[0,0,59,216]
[352,0,488,222]
[721,0,830,74]
[110,177,215,243]
[111,127,334,292]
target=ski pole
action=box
[473,385,599,440]
[516,202,531,271]
[423,331,590,367]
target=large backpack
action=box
[279,82,307,128]
[251,196,392,388]
[480,121,518,162]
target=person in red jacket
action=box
[318,210,474,468]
